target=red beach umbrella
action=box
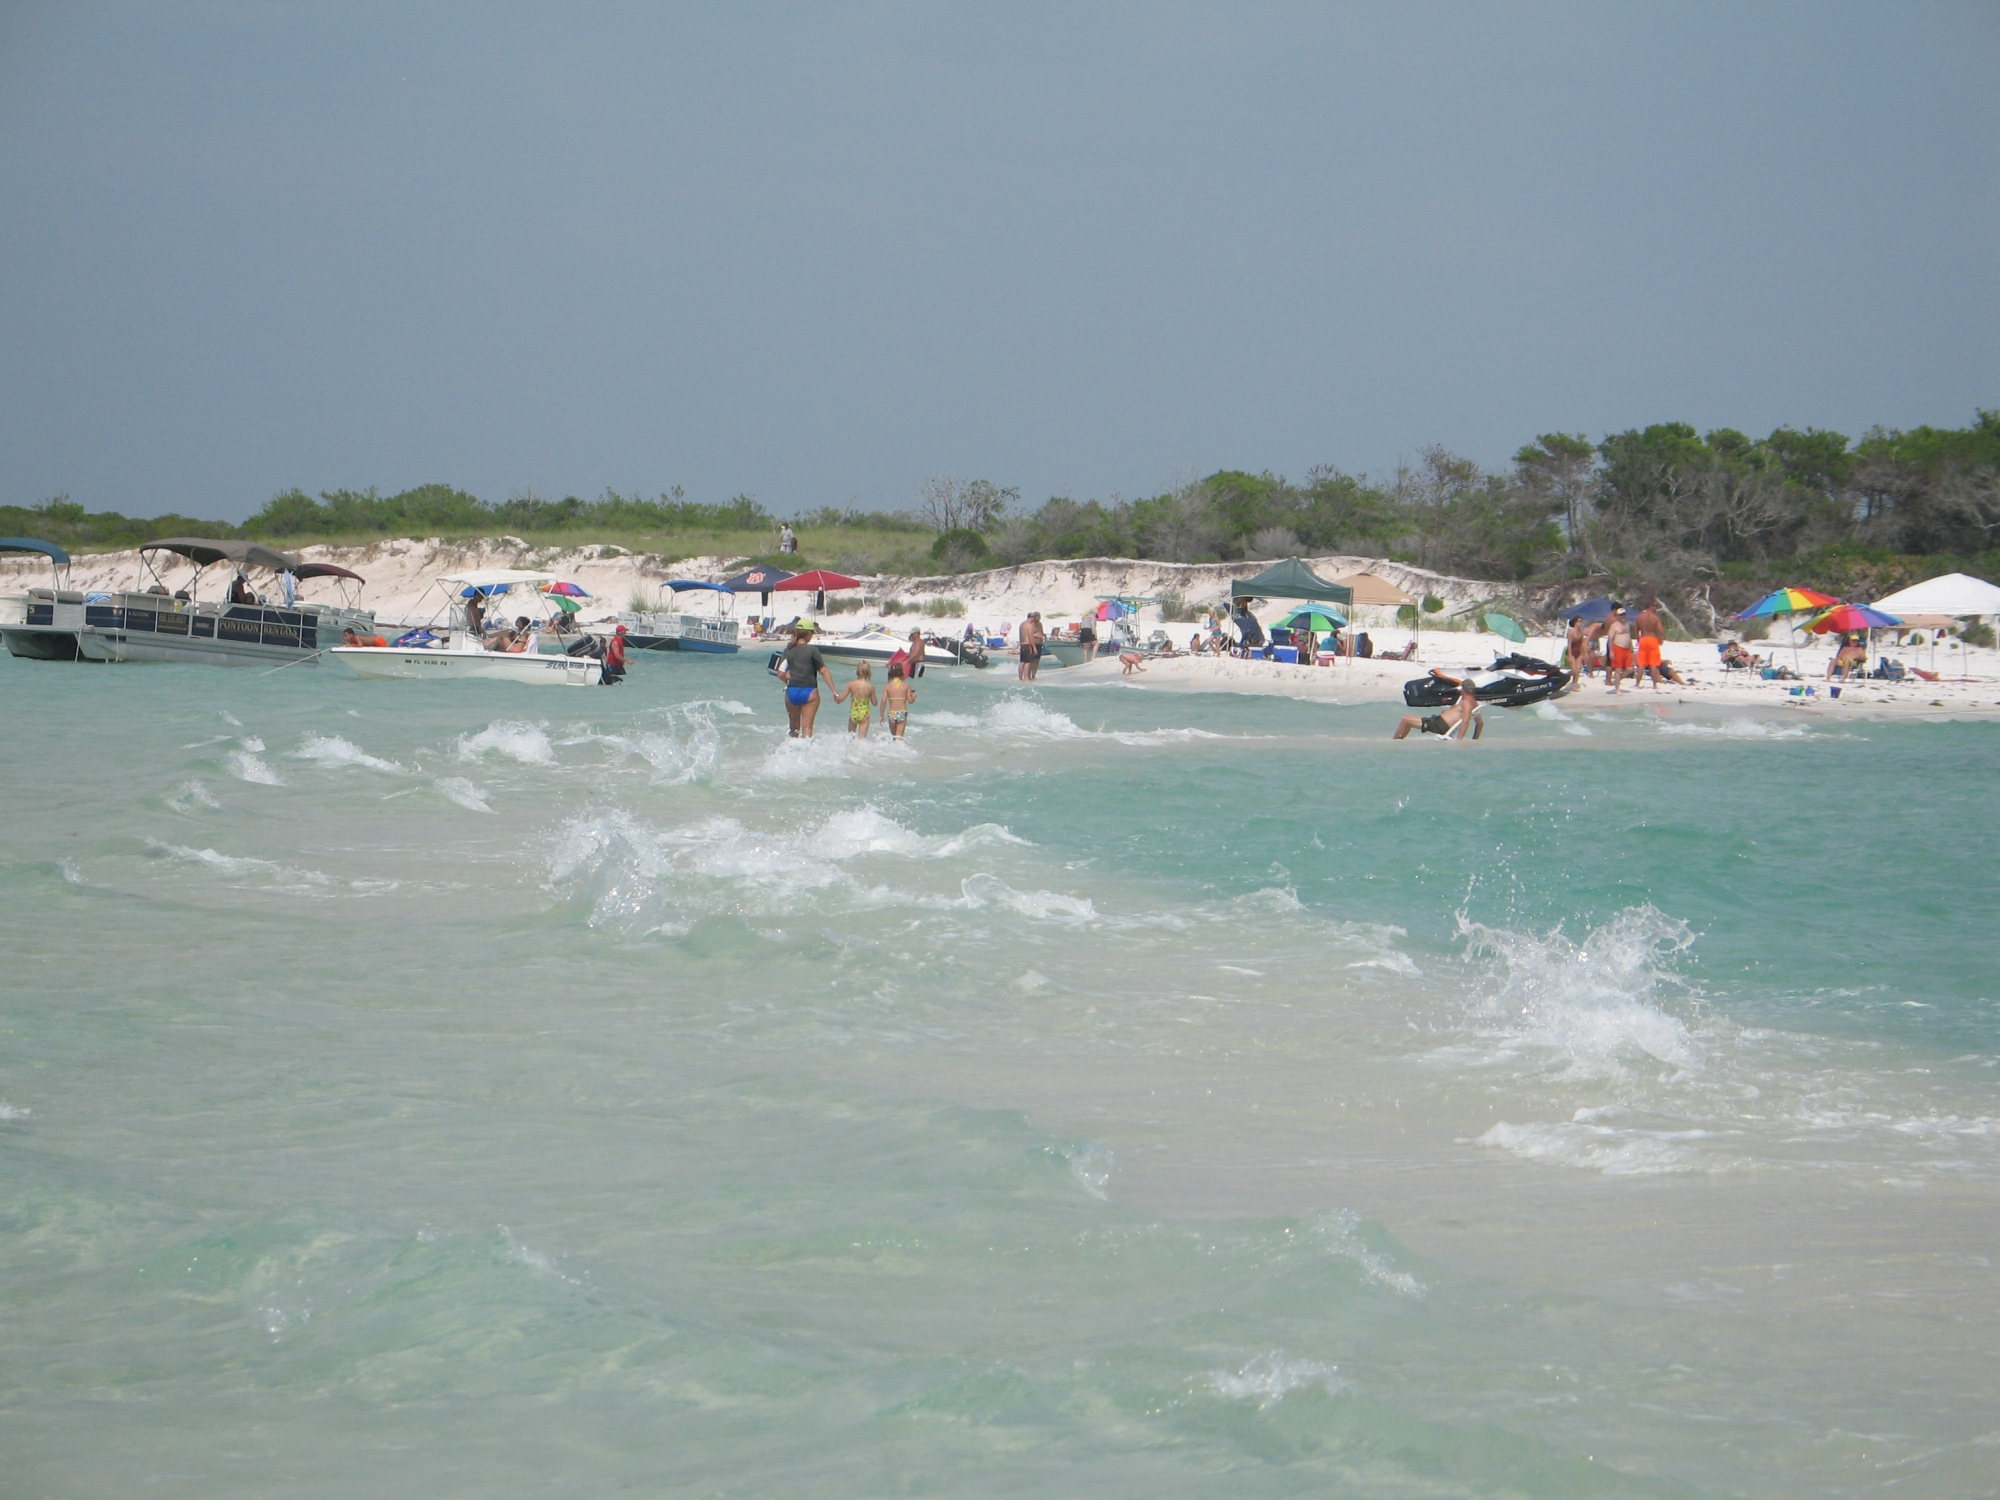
[772,570,861,592]
[773,569,861,613]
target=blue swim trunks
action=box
[786,685,815,707]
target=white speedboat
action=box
[0,537,378,667]
[330,569,603,686]
[592,579,740,654]
[809,623,990,671]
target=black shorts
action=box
[1020,644,1037,663]
[1420,714,1450,736]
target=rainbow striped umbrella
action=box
[1735,587,1837,620]
[1805,602,1902,634]
[539,581,591,597]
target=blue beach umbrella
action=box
[1558,598,1616,623]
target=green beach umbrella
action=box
[1484,612,1527,643]
[547,594,583,613]
[1278,608,1346,632]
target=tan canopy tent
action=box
[1334,571,1419,655]
[1333,572,1416,607]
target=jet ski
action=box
[1403,653,1573,709]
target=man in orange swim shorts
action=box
[1634,600,1666,689]
[1605,604,1634,693]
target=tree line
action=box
[7,412,1992,611]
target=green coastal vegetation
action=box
[7,413,1994,616]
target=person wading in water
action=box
[779,621,837,736]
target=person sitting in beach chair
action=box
[1870,656,1906,681]
[1231,605,1265,657]
[1393,677,1482,741]
[1826,634,1866,680]
[1719,640,1761,671]
[1380,639,1418,661]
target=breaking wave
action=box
[294,732,404,773]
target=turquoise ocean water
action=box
[2,652,1995,1497]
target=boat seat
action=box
[55,590,85,604]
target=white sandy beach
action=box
[7,537,1994,719]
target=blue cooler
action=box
[1273,646,1298,664]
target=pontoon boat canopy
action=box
[142,537,299,571]
[667,580,732,593]
[0,537,71,564]
[294,562,365,583]
[438,569,561,590]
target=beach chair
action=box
[1870,657,1906,681]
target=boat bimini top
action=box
[439,569,563,595]
[1,537,72,565]
[141,537,300,572]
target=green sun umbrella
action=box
[1278,608,1346,632]
[1484,613,1528,643]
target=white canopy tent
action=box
[1872,573,2000,678]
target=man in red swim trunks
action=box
[1634,600,1666,689]
[1605,604,1634,694]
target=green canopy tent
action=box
[1230,558,1354,663]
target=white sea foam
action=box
[1477,1119,1705,1175]
[916,711,982,728]
[980,698,1091,739]
[1055,1141,1112,1200]
[1655,718,1807,739]
[166,780,222,813]
[1208,1353,1348,1404]
[1536,700,1594,735]
[1314,1210,1427,1299]
[590,722,721,784]
[811,807,935,859]
[1457,905,1702,1077]
[294,732,404,773]
[146,840,330,890]
[434,777,494,813]
[457,721,556,765]
[0,1103,29,1121]
[758,732,916,782]
[960,872,1095,923]
[546,804,1052,932]
[222,748,284,785]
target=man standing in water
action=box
[1634,599,1667,690]
[779,620,837,736]
[1018,611,1045,681]
[1605,603,1634,694]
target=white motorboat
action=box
[807,623,990,672]
[592,579,740,654]
[0,537,378,667]
[330,569,604,686]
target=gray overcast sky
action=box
[2,2,1995,523]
